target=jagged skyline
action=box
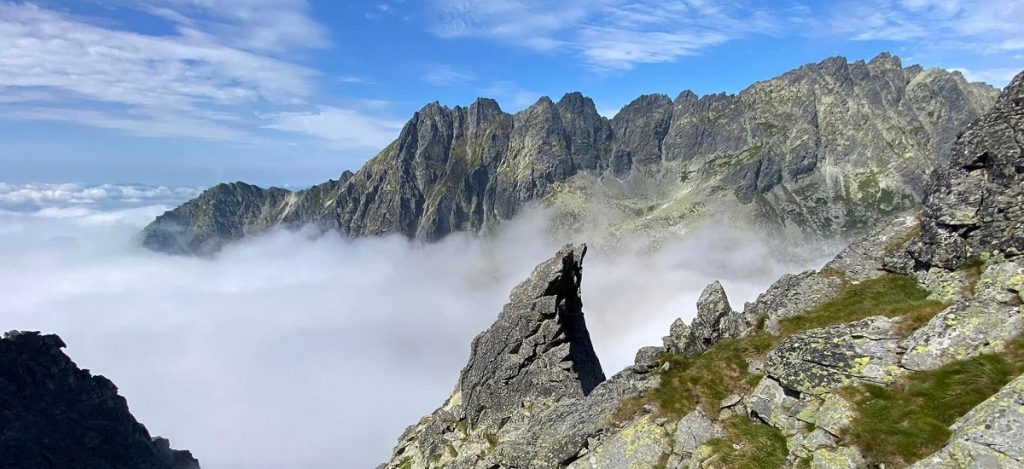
[1,0,1022,186]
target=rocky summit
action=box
[142,54,997,255]
[0,331,199,469]
[382,71,1024,468]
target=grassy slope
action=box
[614,270,1024,468]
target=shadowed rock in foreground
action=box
[0,331,199,469]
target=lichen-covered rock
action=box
[765,317,906,395]
[914,266,973,303]
[672,411,725,457]
[633,346,664,373]
[974,259,1024,304]
[683,281,746,355]
[746,271,843,335]
[823,212,920,282]
[662,318,692,355]
[900,301,1023,371]
[749,377,812,436]
[0,331,199,469]
[910,375,1024,468]
[566,415,670,469]
[747,377,855,441]
[810,446,866,469]
[906,71,1024,271]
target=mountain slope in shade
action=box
[0,331,199,469]
[141,53,998,255]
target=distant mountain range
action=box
[141,53,998,255]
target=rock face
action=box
[910,375,1024,468]
[142,54,998,255]
[0,331,199,469]
[381,71,1024,468]
[681,281,747,355]
[384,245,656,468]
[903,71,1024,270]
[456,244,604,427]
[765,317,906,395]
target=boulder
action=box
[764,317,906,396]
[910,375,1024,468]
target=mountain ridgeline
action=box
[382,70,1024,469]
[142,53,998,255]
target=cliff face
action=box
[141,53,998,255]
[383,71,1024,468]
[0,331,199,469]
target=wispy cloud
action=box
[0,182,199,211]
[951,67,1024,86]
[823,0,1024,52]
[816,0,1024,86]
[479,81,542,111]
[422,64,477,86]
[0,1,403,149]
[263,106,406,149]
[427,0,781,70]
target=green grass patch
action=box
[844,334,1024,467]
[613,334,778,422]
[778,274,947,338]
[704,415,788,469]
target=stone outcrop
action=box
[384,245,663,468]
[456,244,604,427]
[902,71,1024,270]
[0,331,199,469]
[900,258,1024,371]
[910,375,1024,468]
[683,281,744,354]
[142,54,998,255]
[765,317,907,395]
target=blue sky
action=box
[1,0,1022,187]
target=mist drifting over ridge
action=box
[0,183,835,468]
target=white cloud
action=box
[0,192,833,469]
[0,182,199,211]
[131,0,331,53]
[0,3,317,108]
[0,1,404,148]
[825,0,1024,51]
[479,81,542,111]
[427,0,780,70]
[2,107,256,142]
[951,67,1023,87]
[264,106,406,149]
[422,64,478,86]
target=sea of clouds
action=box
[0,182,839,468]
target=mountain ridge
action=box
[141,53,998,255]
[381,69,1024,469]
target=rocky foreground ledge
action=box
[382,71,1024,468]
[0,331,199,469]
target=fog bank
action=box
[0,183,836,468]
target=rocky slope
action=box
[142,53,997,255]
[381,70,1024,468]
[0,331,199,469]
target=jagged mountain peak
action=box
[141,55,1004,256]
[384,69,1024,468]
